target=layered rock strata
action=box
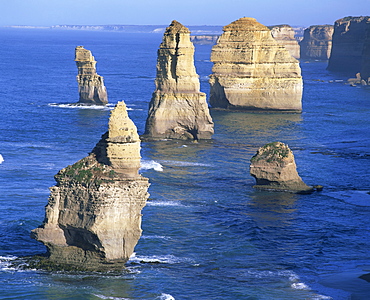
[75,46,108,105]
[250,142,313,193]
[209,17,303,112]
[31,101,149,270]
[327,16,370,72]
[143,20,214,141]
[269,25,300,59]
[299,25,334,60]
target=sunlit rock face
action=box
[250,142,313,193]
[209,17,303,112]
[75,46,108,105]
[31,101,149,271]
[269,24,300,59]
[299,25,334,60]
[143,20,214,141]
[327,16,370,72]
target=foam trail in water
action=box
[140,160,163,172]
[0,154,3,164]
[161,160,211,167]
[93,295,131,300]
[158,294,175,300]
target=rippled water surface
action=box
[0,28,370,299]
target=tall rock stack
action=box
[209,18,303,112]
[269,24,300,59]
[75,46,108,105]
[31,101,149,271]
[327,16,370,72]
[143,20,214,140]
[299,25,334,60]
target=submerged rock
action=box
[31,101,149,271]
[269,24,300,59]
[143,20,214,141]
[327,16,370,72]
[250,142,313,193]
[209,17,303,112]
[299,25,334,60]
[75,46,108,105]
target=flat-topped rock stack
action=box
[143,20,214,141]
[31,101,149,271]
[327,16,370,72]
[209,18,303,112]
[250,142,313,193]
[300,25,334,60]
[75,46,108,105]
[269,24,300,59]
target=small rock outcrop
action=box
[327,16,370,72]
[143,20,214,140]
[269,24,300,59]
[299,25,334,60]
[209,17,303,112]
[31,101,149,271]
[75,46,108,105]
[250,142,313,193]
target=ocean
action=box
[0,27,370,300]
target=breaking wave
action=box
[140,160,163,171]
[0,154,3,164]
[157,294,175,300]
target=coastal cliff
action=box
[300,25,334,60]
[209,18,303,112]
[360,22,370,84]
[327,16,370,72]
[75,46,108,105]
[31,101,149,271]
[269,25,300,59]
[250,142,313,193]
[143,20,214,140]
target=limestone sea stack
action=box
[143,20,214,140]
[209,18,303,112]
[250,142,313,193]
[299,25,334,60]
[269,24,300,59]
[75,46,108,105]
[327,16,370,72]
[31,101,149,271]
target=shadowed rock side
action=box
[143,20,214,141]
[31,101,149,271]
[250,142,313,193]
[75,46,108,105]
[327,16,370,72]
[360,23,370,84]
[209,18,303,112]
[269,24,300,59]
[299,25,334,60]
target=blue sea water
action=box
[0,28,370,300]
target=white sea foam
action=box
[0,154,4,164]
[141,235,171,240]
[158,294,175,300]
[146,201,185,207]
[48,103,114,110]
[0,255,17,271]
[128,253,191,265]
[161,160,211,167]
[140,160,163,172]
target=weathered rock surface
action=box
[269,24,300,59]
[299,25,334,60]
[75,46,108,105]
[209,17,303,112]
[327,16,370,72]
[31,101,149,271]
[250,142,313,193]
[143,20,214,140]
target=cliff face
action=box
[299,25,334,60]
[250,142,312,193]
[327,16,370,72]
[31,101,149,270]
[143,20,214,140]
[75,46,108,105]
[360,23,370,83]
[269,25,300,59]
[209,18,303,112]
